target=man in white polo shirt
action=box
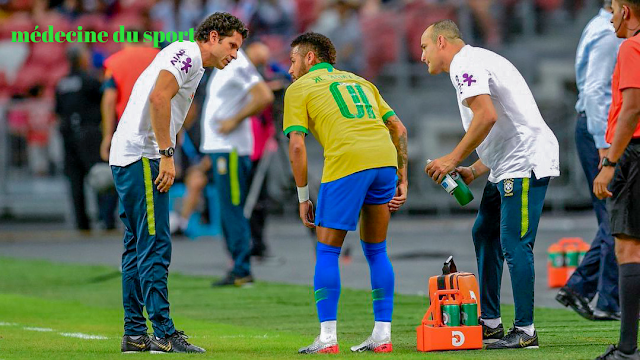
[200,47,274,287]
[421,20,560,349]
[109,12,248,353]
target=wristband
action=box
[470,166,478,179]
[297,185,309,203]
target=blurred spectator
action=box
[55,45,116,230]
[311,0,365,74]
[250,0,295,36]
[201,48,274,286]
[467,0,501,48]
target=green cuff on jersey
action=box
[382,110,396,123]
[283,125,309,137]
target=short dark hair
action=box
[290,32,336,65]
[430,19,463,43]
[619,0,640,10]
[195,12,249,42]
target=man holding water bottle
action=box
[420,20,560,349]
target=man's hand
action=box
[218,118,240,135]
[100,137,111,162]
[299,200,316,229]
[389,182,408,212]
[155,156,176,193]
[456,166,475,185]
[597,148,609,170]
[593,166,615,199]
[425,153,459,184]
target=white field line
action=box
[60,332,108,340]
[5,322,108,340]
[23,327,54,332]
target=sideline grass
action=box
[0,257,622,359]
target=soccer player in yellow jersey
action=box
[283,32,408,354]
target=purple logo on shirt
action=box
[181,57,192,73]
[462,73,476,86]
[170,49,186,66]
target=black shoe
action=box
[212,272,236,287]
[234,274,254,287]
[593,309,622,321]
[149,330,205,353]
[211,273,254,287]
[556,287,594,320]
[595,345,640,359]
[481,321,504,343]
[121,334,151,353]
[486,327,539,349]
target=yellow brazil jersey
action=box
[283,63,398,183]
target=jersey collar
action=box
[309,62,334,72]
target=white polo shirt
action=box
[109,41,205,167]
[200,49,263,156]
[449,45,560,183]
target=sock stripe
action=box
[314,288,329,303]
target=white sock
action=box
[129,335,142,340]
[179,217,189,231]
[320,321,337,343]
[481,317,502,329]
[516,324,535,337]
[372,321,391,342]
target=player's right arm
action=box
[149,70,180,193]
[283,83,314,228]
[100,72,117,161]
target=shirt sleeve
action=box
[235,52,263,92]
[583,32,620,149]
[452,61,491,107]
[283,83,309,137]
[372,84,395,123]
[618,40,640,91]
[160,46,197,88]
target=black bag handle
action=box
[442,255,458,275]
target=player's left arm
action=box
[385,115,408,212]
[426,94,497,184]
[218,81,275,134]
[594,87,640,199]
[149,70,180,193]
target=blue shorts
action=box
[315,167,397,231]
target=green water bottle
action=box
[461,300,479,326]
[427,160,474,206]
[442,300,460,327]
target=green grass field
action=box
[0,257,624,359]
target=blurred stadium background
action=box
[0,0,600,224]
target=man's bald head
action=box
[427,19,463,43]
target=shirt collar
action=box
[309,62,334,72]
[599,8,613,20]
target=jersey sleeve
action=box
[618,40,640,91]
[283,83,309,137]
[160,46,197,88]
[372,84,396,123]
[451,60,491,106]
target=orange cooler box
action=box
[428,272,481,311]
[417,289,483,352]
[417,325,483,351]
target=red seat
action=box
[403,2,458,62]
[360,12,400,78]
[294,0,321,32]
[30,42,67,66]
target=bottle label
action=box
[441,176,458,194]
